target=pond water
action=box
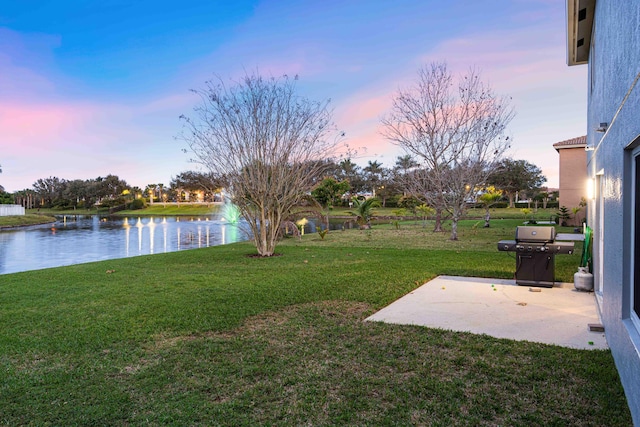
[0,215,248,275]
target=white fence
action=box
[0,205,25,216]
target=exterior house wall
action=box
[584,2,640,424]
[557,147,587,212]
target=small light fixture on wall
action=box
[586,177,595,200]
[595,122,608,132]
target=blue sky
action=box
[0,0,586,192]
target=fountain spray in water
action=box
[221,200,241,225]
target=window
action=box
[589,25,596,94]
[630,145,640,332]
[634,155,640,323]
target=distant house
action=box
[567,0,640,423]
[553,135,587,212]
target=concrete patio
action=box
[366,275,607,350]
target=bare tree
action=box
[179,72,339,256]
[401,167,448,232]
[382,62,514,240]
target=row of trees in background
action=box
[12,175,134,210]
[309,156,550,209]
[1,154,550,213]
[0,164,10,204]
[3,172,229,210]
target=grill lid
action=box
[515,226,556,243]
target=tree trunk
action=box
[450,217,459,240]
[433,207,444,232]
[484,208,491,227]
[450,206,464,240]
[507,192,515,208]
[253,208,275,257]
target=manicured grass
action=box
[27,207,107,215]
[31,205,565,221]
[0,220,631,425]
[29,204,220,217]
[116,204,221,216]
[0,214,56,229]
[329,206,565,221]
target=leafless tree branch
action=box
[381,62,514,240]
[179,72,340,256]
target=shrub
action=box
[383,195,401,208]
[491,202,509,209]
[557,206,571,226]
[128,199,146,210]
[0,192,14,204]
[398,195,421,213]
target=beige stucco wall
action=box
[557,146,587,212]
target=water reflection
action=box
[0,215,247,275]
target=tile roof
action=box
[553,135,587,150]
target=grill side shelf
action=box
[497,240,517,251]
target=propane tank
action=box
[574,267,594,292]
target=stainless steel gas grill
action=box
[497,226,574,287]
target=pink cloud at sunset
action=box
[0,103,96,153]
[336,94,392,129]
[0,97,193,191]
[339,125,401,166]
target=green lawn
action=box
[329,206,566,221]
[30,204,567,222]
[0,214,56,229]
[28,204,221,217]
[116,203,222,216]
[0,220,631,425]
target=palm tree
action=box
[339,158,359,176]
[416,204,435,228]
[348,197,381,229]
[478,186,503,227]
[394,155,418,196]
[364,160,384,196]
[394,155,418,174]
[338,158,365,195]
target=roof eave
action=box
[554,144,587,152]
[566,0,596,66]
